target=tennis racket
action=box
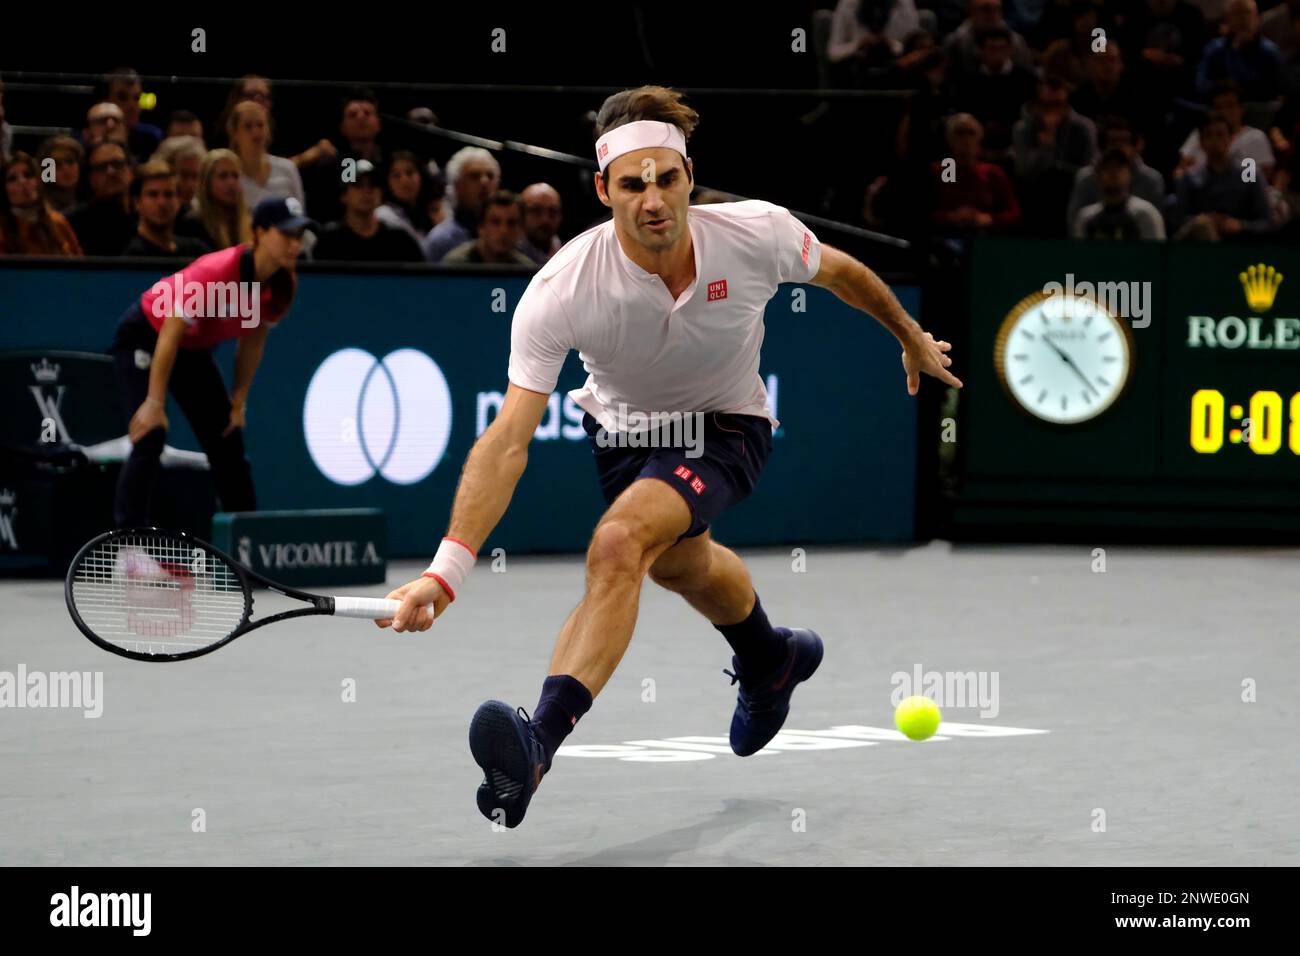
[65,527,424,662]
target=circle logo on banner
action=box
[303,348,452,486]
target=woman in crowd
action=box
[194,148,252,250]
[0,152,83,256]
[35,136,84,214]
[375,150,434,240]
[227,100,307,212]
[218,74,335,170]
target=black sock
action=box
[530,674,593,771]
[714,592,790,681]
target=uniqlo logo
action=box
[690,476,706,494]
[599,142,609,160]
[707,279,728,301]
[673,465,692,480]
[801,232,812,265]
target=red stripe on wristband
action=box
[442,536,476,558]
[420,571,456,602]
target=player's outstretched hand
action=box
[902,330,963,396]
[375,576,450,633]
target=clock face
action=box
[994,291,1134,425]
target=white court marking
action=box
[559,721,1049,761]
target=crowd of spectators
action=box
[4,1,1300,261]
[0,71,567,267]
[844,0,1300,243]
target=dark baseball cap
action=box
[252,196,318,234]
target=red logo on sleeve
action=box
[801,232,812,265]
[690,476,706,494]
[707,279,728,301]
[673,465,692,480]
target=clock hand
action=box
[1043,338,1100,397]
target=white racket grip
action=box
[333,597,433,621]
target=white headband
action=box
[595,120,688,173]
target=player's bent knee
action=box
[586,519,652,579]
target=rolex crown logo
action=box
[30,357,61,383]
[1239,262,1283,312]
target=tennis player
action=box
[379,86,962,827]
[109,196,314,527]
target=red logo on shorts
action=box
[801,232,812,265]
[707,279,728,301]
[673,465,692,480]
[690,476,706,494]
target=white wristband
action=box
[423,537,476,602]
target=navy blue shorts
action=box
[581,410,773,540]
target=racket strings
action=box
[70,533,247,656]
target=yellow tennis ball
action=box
[139,91,157,111]
[894,695,942,741]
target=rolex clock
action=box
[993,289,1135,425]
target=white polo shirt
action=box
[507,200,822,433]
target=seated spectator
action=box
[879,29,941,90]
[518,183,564,263]
[35,136,83,214]
[944,0,1035,75]
[0,153,83,256]
[217,74,336,173]
[1260,0,1300,59]
[1067,117,1166,227]
[312,160,423,263]
[1072,149,1167,239]
[216,74,272,140]
[1013,74,1098,235]
[67,140,136,255]
[1196,0,1284,101]
[442,191,538,267]
[1072,41,1140,128]
[1167,114,1275,238]
[165,110,205,145]
[228,100,307,212]
[427,182,448,231]
[305,88,387,223]
[122,160,211,257]
[104,68,163,163]
[929,113,1021,233]
[375,150,432,240]
[422,147,501,261]
[954,26,1039,159]
[827,0,921,85]
[152,136,205,209]
[1176,81,1274,179]
[1123,0,1206,107]
[194,148,252,249]
[1039,3,1117,90]
[84,102,128,148]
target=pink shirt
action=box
[138,244,295,350]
